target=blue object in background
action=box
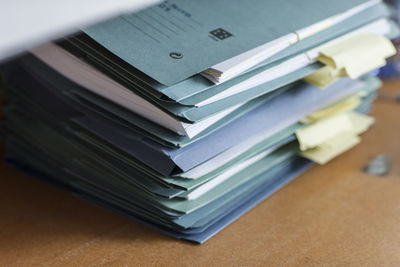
[379,0,400,79]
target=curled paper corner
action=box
[362,153,392,176]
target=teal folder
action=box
[83,0,368,85]
[64,1,388,106]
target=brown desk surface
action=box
[1,80,400,266]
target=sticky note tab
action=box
[296,113,353,151]
[347,111,375,135]
[303,65,342,89]
[304,33,396,88]
[297,111,374,164]
[319,33,396,79]
[300,132,360,164]
[302,96,362,123]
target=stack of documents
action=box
[0,0,398,243]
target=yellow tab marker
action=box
[301,95,362,124]
[296,113,353,151]
[304,33,396,88]
[347,111,375,135]
[300,132,360,164]
[297,111,374,164]
[319,33,396,78]
[303,65,343,89]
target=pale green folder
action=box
[64,1,389,107]
[82,0,369,85]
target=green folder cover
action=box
[83,0,368,85]
[63,2,388,105]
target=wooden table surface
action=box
[1,80,400,266]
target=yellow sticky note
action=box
[298,111,374,164]
[347,111,375,135]
[303,34,396,88]
[302,96,362,124]
[303,65,342,89]
[300,132,361,164]
[318,33,396,79]
[296,113,353,151]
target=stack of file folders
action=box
[0,0,398,243]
